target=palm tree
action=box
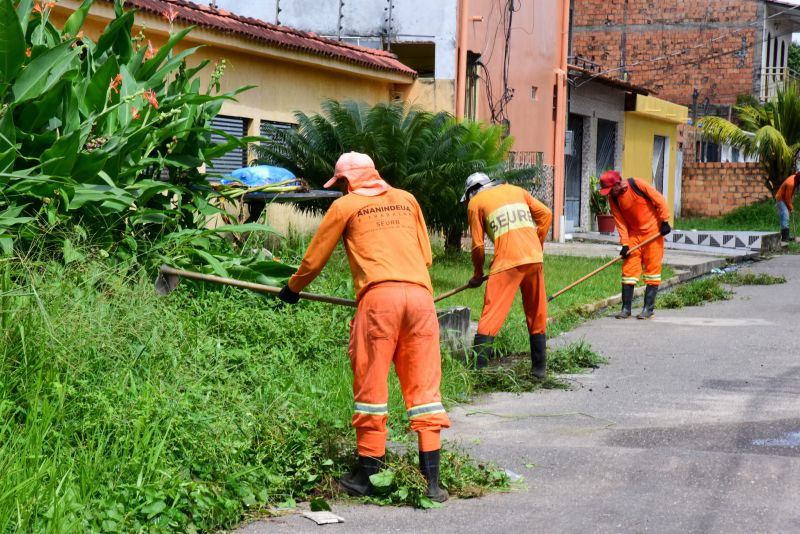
[258,99,541,251]
[702,83,800,195]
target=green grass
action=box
[429,250,673,355]
[471,341,607,394]
[675,200,780,232]
[1,239,638,531]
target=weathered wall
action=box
[571,0,761,106]
[468,0,569,161]
[55,2,404,139]
[681,163,771,217]
[215,0,458,81]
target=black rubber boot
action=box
[781,228,791,241]
[471,334,495,369]
[339,455,382,497]
[419,449,449,502]
[636,285,658,320]
[530,333,547,379]
[615,284,634,319]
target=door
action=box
[652,135,668,193]
[564,114,584,229]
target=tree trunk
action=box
[445,226,463,253]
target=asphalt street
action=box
[238,254,800,534]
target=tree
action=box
[258,99,541,251]
[701,83,800,195]
[789,42,800,75]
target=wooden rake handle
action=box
[547,232,663,303]
[157,265,357,308]
[433,275,489,303]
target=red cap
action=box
[599,170,622,195]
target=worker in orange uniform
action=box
[599,170,672,320]
[278,152,450,502]
[775,173,800,241]
[462,172,552,378]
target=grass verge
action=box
[657,269,787,309]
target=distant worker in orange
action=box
[462,173,552,378]
[599,170,672,320]
[278,152,450,502]
[775,173,800,241]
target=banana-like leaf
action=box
[63,0,94,38]
[0,0,25,93]
[11,42,80,104]
[135,27,194,81]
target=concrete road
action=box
[238,255,800,534]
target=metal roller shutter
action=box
[207,115,248,176]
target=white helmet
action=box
[460,172,494,202]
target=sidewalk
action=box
[238,253,800,534]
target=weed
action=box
[717,271,786,285]
[471,341,605,393]
[657,278,732,309]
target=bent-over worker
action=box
[599,170,672,320]
[462,172,552,378]
[278,152,450,502]
[775,173,800,242]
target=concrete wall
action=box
[215,0,458,80]
[681,163,771,217]
[467,0,569,161]
[569,82,626,230]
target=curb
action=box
[574,251,760,316]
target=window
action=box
[652,135,668,193]
[390,42,435,78]
[596,119,617,173]
[207,115,248,176]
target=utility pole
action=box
[692,88,699,162]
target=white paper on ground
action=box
[302,511,345,525]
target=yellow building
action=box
[622,94,689,222]
[53,0,417,173]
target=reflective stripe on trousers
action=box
[349,282,451,456]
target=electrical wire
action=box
[572,0,800,89]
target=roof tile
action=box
[118,0,417,77]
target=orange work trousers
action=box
[349,282,451,457]
[622,233,665,286]
[477,262,547,337]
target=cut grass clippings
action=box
[472,341,606,393]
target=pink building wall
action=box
[465,0,569,166]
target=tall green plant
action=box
[701,83,800,195]
[0,0,281,279]
[258,99,540,250]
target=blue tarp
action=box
[219,165,299,187]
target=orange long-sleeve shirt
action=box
[775,174,799,212]
[609,178,670,246]
[287,187,433,300]
[467,184,552,278]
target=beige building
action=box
[53,0,417,173]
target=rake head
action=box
[155,269,181,296]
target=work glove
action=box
[619,245,630,258]
[660,221,672,236]
[468,276,485,288]
[278,285,300,304]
